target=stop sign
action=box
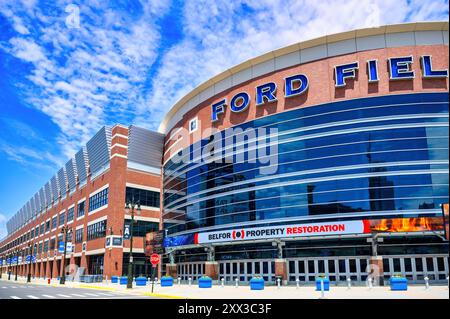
[150,253,160,266]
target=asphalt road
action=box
[0,280,153,299]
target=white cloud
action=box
[0,0,171,159]
[0,0,448,235]
[144,0,448,128]
[0,212,7,240]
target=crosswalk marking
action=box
[83,293,99,297]
[96,292,113,296]
[27,295,39,299]
[57,294,71,298]
[10,296,21,299]
[70,294,85,297]
[42,295,56,299]
[2,287,7,289]
[10,286,17,289]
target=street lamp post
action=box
[27,242,34,283]
[14,249,18,281]
[60,226,72,285]
[125,199,141,289]
[8,252,12,280]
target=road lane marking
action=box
[57,294,71,298]
[27,295,39,299]
[42,295,56,299]
[10,296,21,299]
[2,287,7,289]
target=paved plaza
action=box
[1,276,448,299]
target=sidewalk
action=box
[2,276,449,299]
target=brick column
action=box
[45,260,51,278]
[166,264,178,278]
[204,262,219,280]
[104,248,123,278]
[369,256,384,286]
[52,258,59,278]
[81,253,88,274]
[105,125,128,279]
[275,259,288,284]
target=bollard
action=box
[277,278,281,289]
[320,279,325,299]
[296,279,300,289]
[235,278,239,288]
[177,277,181,286]
[368,277,373,290]
[188,277,192,286]
[447,276,449,289]
[221,278,225,288]
[425,276,429,290]
[347,277,351,289]
[155,277,158,285]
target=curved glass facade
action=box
[163,93,449,235]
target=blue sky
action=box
[0,0,448,238]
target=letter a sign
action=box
[123,224,131,240]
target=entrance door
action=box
[286,256,370,285]
[177,262,204,281]
[218,259,275,283]
[88,255,104,275]
[383,254,449,283]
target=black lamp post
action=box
[125,198,141,289]
[27,242,33,283]
[14,249,18,281]
[8,252,12,280]
[60,226,72,285]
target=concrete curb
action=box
[0,278,185,298]
[77,284,117,291]
[141,292,187,299]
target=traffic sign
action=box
[150,253,160,266]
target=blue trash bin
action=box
[161,277,173,287]
[390,277,408,291]
[119,276,128,285]
[198,277,212,288]
[315,277,330,291]
[135,277,147,286]
[249,277,265,290]
[111,276,118,284]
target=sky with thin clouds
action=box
[0,0,448,238]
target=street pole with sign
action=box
[14,249,18,281]
[27,242,34,283]
[150,253,160,293]
[125,198,141,289]
[8,253,12,280]
[60,226,72,285]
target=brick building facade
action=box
[0,124,164,280]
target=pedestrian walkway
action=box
[7,291,125,299]
[2,276,448,299]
